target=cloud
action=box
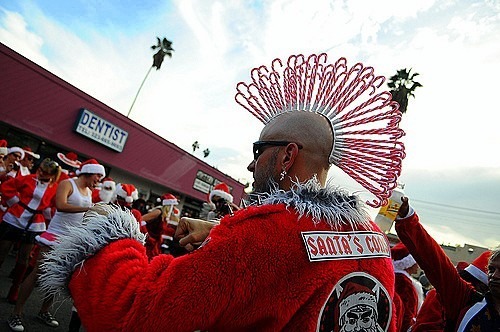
[0,8,47,66]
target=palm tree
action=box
[127,37,174,117]
[387,68,422,114]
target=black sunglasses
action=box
[252,141,303,160]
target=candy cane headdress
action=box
[235,53,405,207]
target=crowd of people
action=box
[0,140,237,331]
[1,53,499,331]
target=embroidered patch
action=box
[302,231,390,262]
[317,272,392,332]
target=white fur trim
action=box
[162,199,178,206]
[209,189,233,203]
[76,164,105,177]
[38,203,145,298]
[167,220,179,226]
[393,254,417,271]
[261,176,371,229]
[464,264,489,286]
[161,235,173,240]
[0,147,7,155]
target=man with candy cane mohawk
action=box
[40,53,404,332]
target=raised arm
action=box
[395,197,474,321]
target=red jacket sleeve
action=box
[1,176,21,206]
[69,231,240,331]
[394,213,473,321]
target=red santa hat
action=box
[0,139,8,156]
[391,242,417,271]
[23,146,40,159]
[100,177,115,188]
[464,250,491,286]
[57,151,82,168]
[7,146,25,160]
[76,159,105,178]
[209,183,233,203]
[161,193,178,206]
[115,183,139,203]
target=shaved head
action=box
[248,111,334,192]
[261,111,333,169]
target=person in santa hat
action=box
[8,159,105,331]
[391,241,424,332]
[39,54,404,331]
[0,146,25,182]
[395,197,500,331]
[18,147,41,177]
[205,182,240,221]
[412,250,492,332]
[0,139,9,175]
[140,193,187,258]
[0,158,60,310]
[56,151,81,182]
[91,177,116,203]
[114,183,143,229]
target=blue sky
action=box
[1,0,499,248]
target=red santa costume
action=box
[18,147,40,177]
[412,251,492,332]
[395,212,499,331]
[1,174,56,233]
[391,242,424,332]
[39,53,406,331]
[114,182,143,230]
[0,171,58,303]
[143,193,179,258]
[207,182,234,221]
[92,177,116,203]
[1,147,25,181]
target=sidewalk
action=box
[0,251,75,331]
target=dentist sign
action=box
[74,108,128,152]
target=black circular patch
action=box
[317,272,391,332]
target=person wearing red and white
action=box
[412,251,492,331]
[0,147,25,182]
[395,197,499,331]
[141,193,183,258]
[206,182,239,221]
[56,151,81,183]
[18,147,40,177]
[8,159,104,332]
[391,242,424,332]
[0,159,60,311]
[38,54,405,331]
[91,177,116,203]
[114,183,143,230]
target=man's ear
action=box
[280,143,300,172]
